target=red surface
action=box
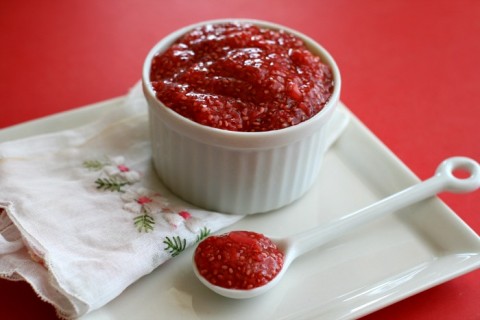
[0,0,478,319]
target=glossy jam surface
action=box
[194,231,284,289]
[150,23,334,132]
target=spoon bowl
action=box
[193,157,480,299]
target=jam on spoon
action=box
[194,231,284,290]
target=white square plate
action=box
[1,98,479,320]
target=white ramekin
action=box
[142,19,342,215]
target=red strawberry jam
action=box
[194,231,284,290]
[150,22,334,132]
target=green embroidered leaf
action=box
[134,214,155,233]
[163,236,187,257]
[196,227,211,243]
[83,160,105,171]
[94,177,128,192]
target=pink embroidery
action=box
[162,211,203,233]
[104,156,140,183]
[178,211,191,220]
[117,164,130,172]
[121,188,167,215]
[136,196,153,205]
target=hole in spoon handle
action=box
[435,157,480,193]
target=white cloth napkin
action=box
[0,84,243,319]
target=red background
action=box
[1,0,479,319]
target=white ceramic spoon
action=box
[193,157,480,299]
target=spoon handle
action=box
[286,157,480,260]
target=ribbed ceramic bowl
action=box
[142,19,341,215]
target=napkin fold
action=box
[0,84,242,319]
